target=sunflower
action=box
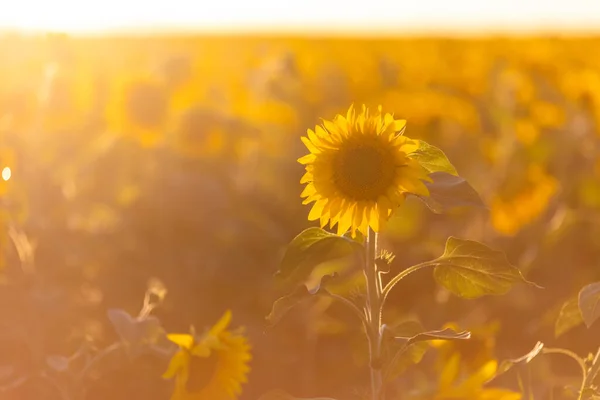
[105,74,170,148]
[163,310,251,400]
[298,104,431,237]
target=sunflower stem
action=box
[365,228,383,400]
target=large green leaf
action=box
[412,140,458,176]
[415,172,486,214]
[433,237,536,299]
[555,296,583,338]
[578,282,600,328]
[275,227,363,288]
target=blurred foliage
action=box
[2,33,600,399]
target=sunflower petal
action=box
[162,351,188,379]
[209,310,232,336]
[167,334,194,349]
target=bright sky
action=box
[1,0,600,34]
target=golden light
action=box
[2,167,11,181]
[0,0,600,34]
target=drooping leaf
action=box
[107,308,165,345]
[396,328,472,345]
[412,140,458,176]
[258,389,337,400]
[555,296,583,338]
[494,341,544,379]
[384,322,470,381]
[415,172,487,214]
[382,321,428,379]
[578,282,600,328]
[266,275,338,327]
[433,237,538,299]
[275,227,363,288]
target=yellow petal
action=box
[337,203,355,235]
[300,171,313,184]
[300,184,317,198]
[190,343,211,357]
[308,199,327,221]
[301,136,320,153]
[167,334,194,349]
[209,309,232,336]
[393,119,406,135]
[297,154,316,165]
[162,351,189,379]
[320,209,330,228]
[346,104,356,122]
[369,207,380,232]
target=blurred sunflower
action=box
[491,165,558,235]
[170,106,228,159]
[163,310,251,400]
[106,74,170,147]
[298,104,431,237]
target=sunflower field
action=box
[1,33,600,400]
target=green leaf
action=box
[412,140,459,176]
[494,341,544,379]
[415,172,487,214]
[258,389,337,400]
[433,237,538,299]
[555,296,583,338]
[266,275,336,327]
[275,228,363,288]
[578,282,600,328]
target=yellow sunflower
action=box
[163,310,251,400]
[298,104,431,237]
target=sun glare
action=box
[2,167,11,181]
[1,0,600,34]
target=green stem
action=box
[365,228,383,400]
[579,347,600,400]
[542,347,588,400]
[380,262,435,310]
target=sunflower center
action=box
[332,141,396,201]
[185,350,220,393]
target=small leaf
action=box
[46,355,70,372]
[494,341,544,379]
[555,296,583,338]
[275,228,363,288]
[433,237,538,299]
[257,389,337,400]
[578,282,600,328]
[415,172,487,213]
[266,275,336,327]
[412,140,458,176]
